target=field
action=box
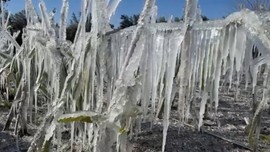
[1,78,270,152]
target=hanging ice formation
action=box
[1,0,270,151]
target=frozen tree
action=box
[119,14,139,29]
[9,10,27,44]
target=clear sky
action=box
[5,0,237,27]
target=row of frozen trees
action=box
[0,0,270,151]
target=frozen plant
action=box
[0,0,270,151]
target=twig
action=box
[181,122,252,151]
[203,129,252,151]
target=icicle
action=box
[6,87,8,101]
[202,33,210,89]
[252,65,259,94]
[208,29,219,80]
[198,91,208,130]
[212,29,226,112]
[59,0,69,43]
[185,30,197,120]
[151,31,164,119]
[235,26,247,73]
[4,11,10,29]
[244,38,253,89]
[228,24,237,88]
[194,30,203,88]
[211,31,220,81]
[34,85,38,122]
[141,34,151,117]
[177,41,187,122]
[221,26,230,76]
[162,30,186,152]
[190,30,201,106]
[213,50,222,112]
[156,33,167,119]
[206,37,213,83]
[107,0,122,20]
[27,58,32,123]
[197,30,207,91]
[235,26,247,100]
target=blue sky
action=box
[5,0,237,26]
